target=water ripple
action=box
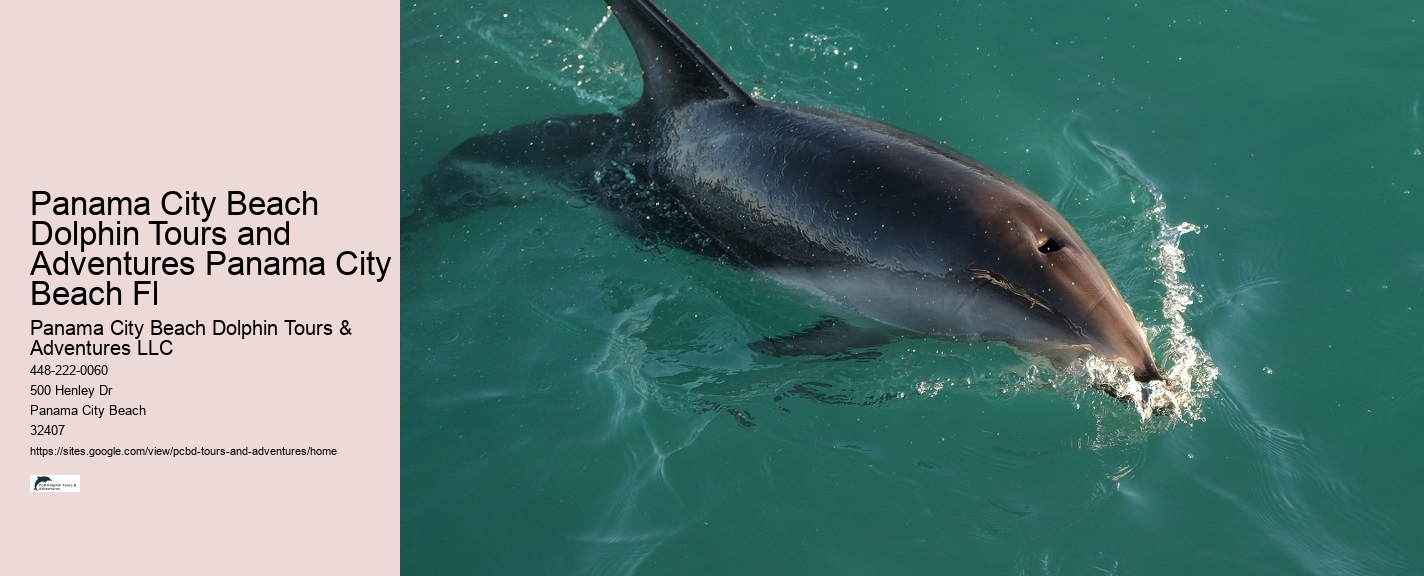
[1208,381,1415,575]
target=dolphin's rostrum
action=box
[406,0,1166,397]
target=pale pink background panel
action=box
[3,2,397,573]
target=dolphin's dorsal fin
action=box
[605,0,754,109]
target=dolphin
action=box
[405,0,1165,393]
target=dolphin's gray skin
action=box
[405,0,1165,390]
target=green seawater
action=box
[400,1,1424,573]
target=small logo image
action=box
[30,474,80,492]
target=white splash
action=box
[1086,189,1218,423]
[1145,189,1219,421]
[464,7,638,108]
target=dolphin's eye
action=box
[1038,238,1063,254]
[457,190,483,208]
[540,119,570,138]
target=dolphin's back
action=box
[647,100,1043,276]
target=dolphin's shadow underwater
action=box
[405,0,1174,411]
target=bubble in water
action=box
[844,60,859,70]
